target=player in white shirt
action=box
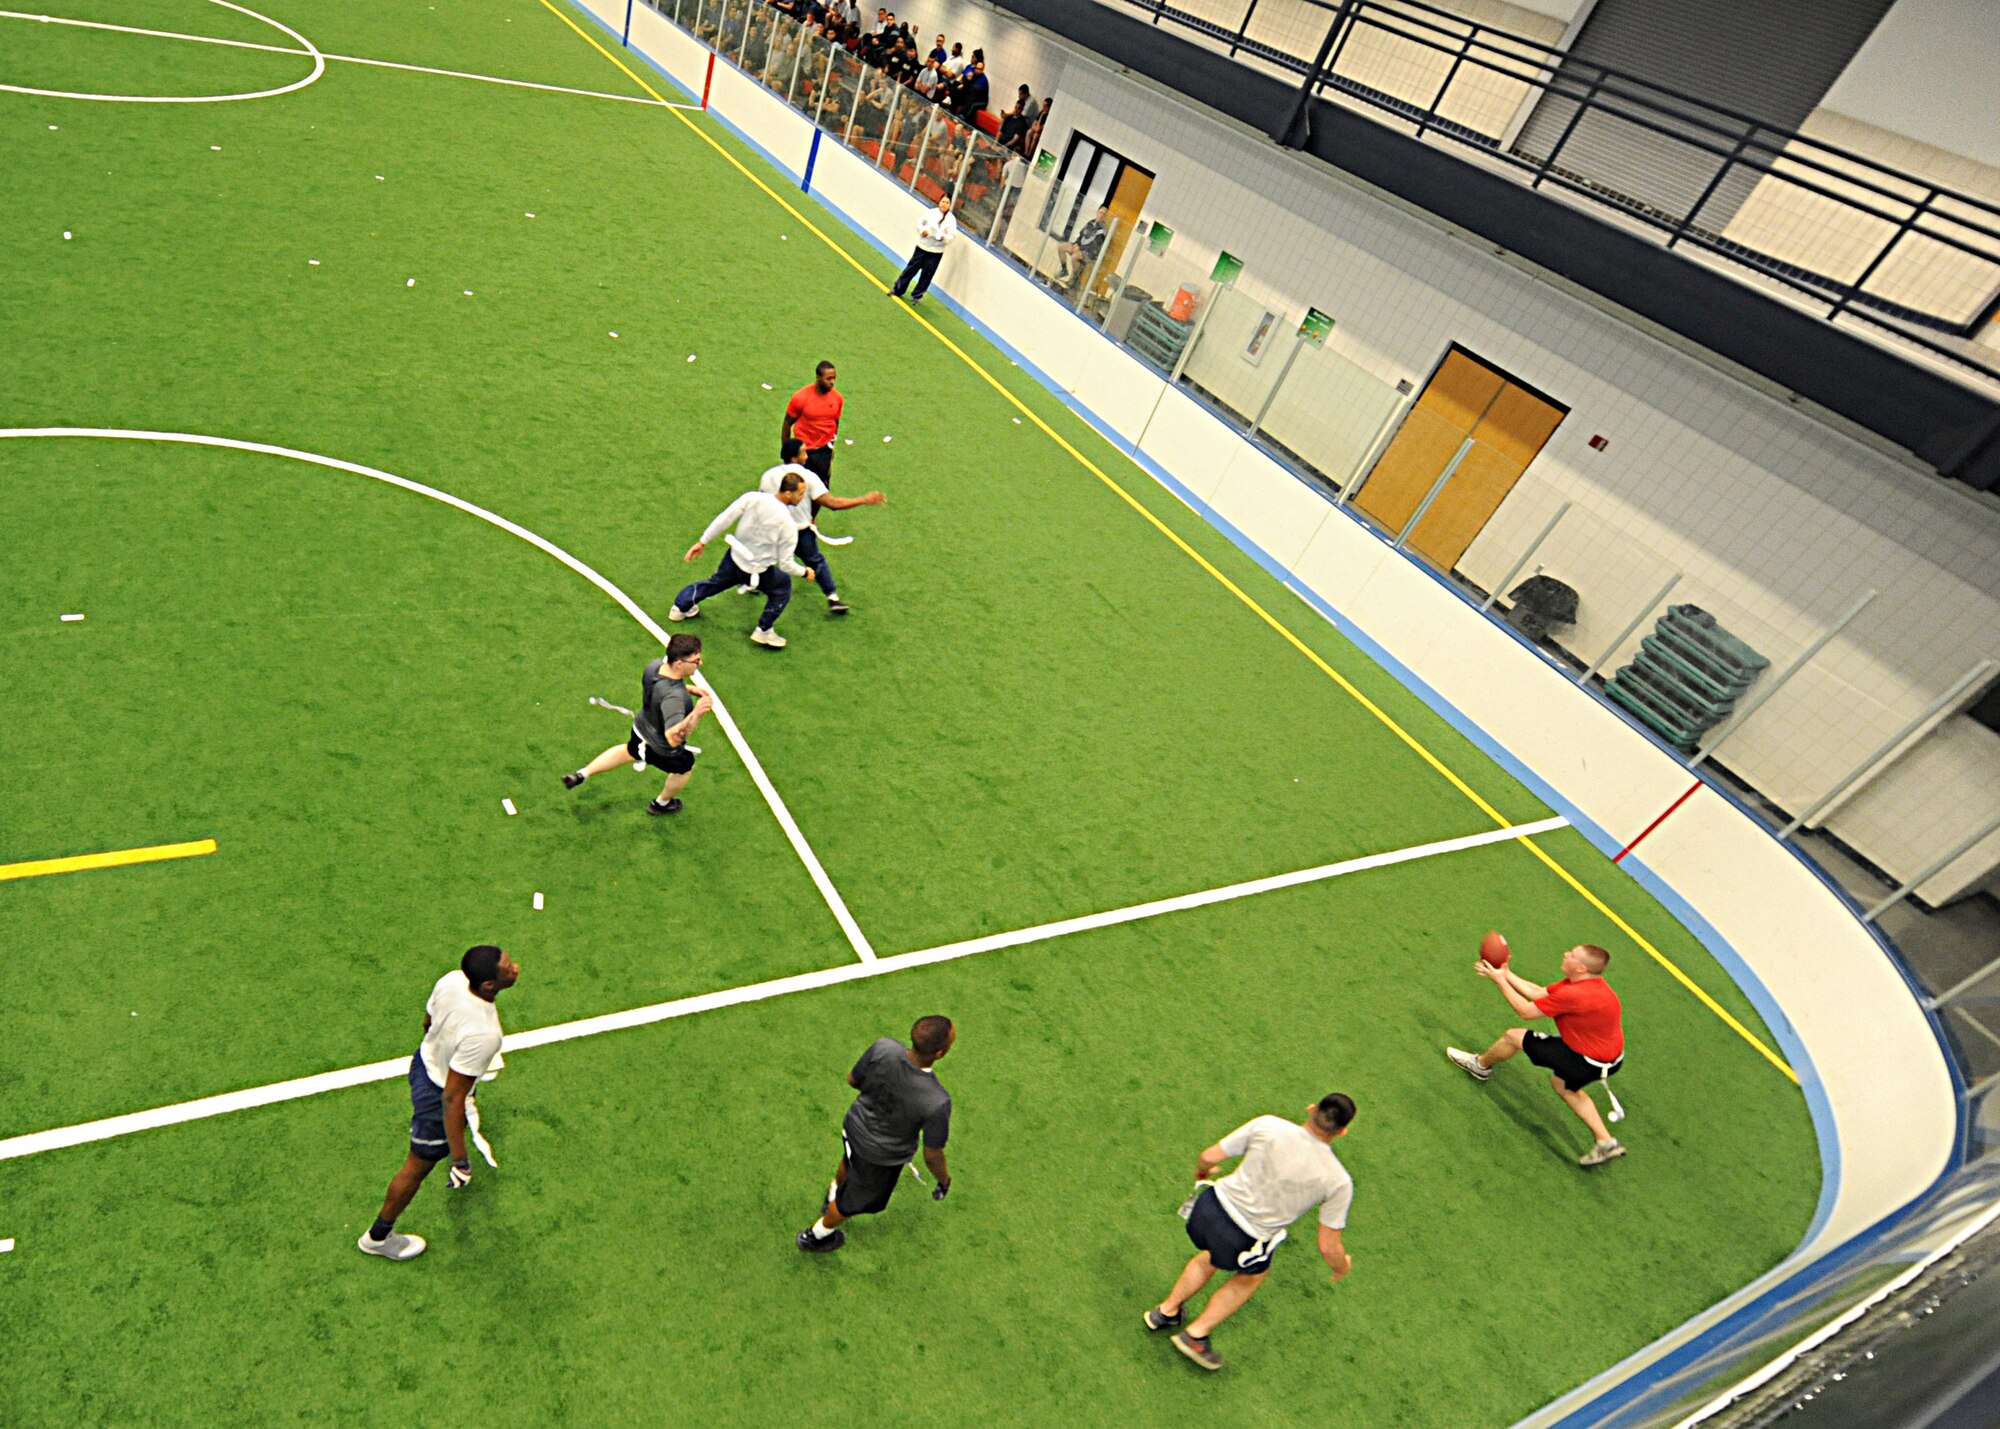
[357,945,521,1262]
[759,438,886,616]
[670,473,811,648]
[1144,1093,1356,1371]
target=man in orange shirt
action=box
[1447,944,1627,1167]
[783,360,845,488]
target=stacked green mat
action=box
[1606,604,1770,751]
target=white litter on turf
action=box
[686,354,697,363]
[761,383,772,389]
[62,232,72,240]
[525,211,536,218]
[882,435,893,443]
[375,175,384,180]
[501,798,517,816]
[60,613,84,622]
[210,145,221,151]
[406,278,416,287]
[1012,417,1022,424]
[0,1239,13,1254]
[609,331,618,338]
[464,290,473,295]
[309,259,320,265]
[843,438,853,446]
[532,891,544,911]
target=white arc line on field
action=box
[0,428,874,963]
[0,2,324,104]
[0,817,1564,1164]
[0,10,699,107]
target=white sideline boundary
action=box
[0,427,875,962]
[0,1,323,103]
[0,816,1566,1164]
[0,9,700,107]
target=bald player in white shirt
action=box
[1144,1093,1356,1372]
[670,473,811,649]
[357,944,520,1262]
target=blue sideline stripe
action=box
[559,6,1971,1421]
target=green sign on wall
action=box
[1146,221,1174,256]
[1210,251,1243,285]
[1298,308,1336,345]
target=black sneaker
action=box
[562,771,586,790]
[1143,1307,1183,1332]
[1172,1331,1224,1371]
[646,797,683,817]
[796,1227,845,1252]
[826,598,851,616]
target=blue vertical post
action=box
[622,0,634,45]
[801,129,822,194]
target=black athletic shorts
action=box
[1523,1030,1623,1093]
[627,730,696,774]
[801,443,835,487]
[834,1136,904,1217]
[1185,1186,1280,1274]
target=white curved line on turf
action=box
[0,0,321,104]
[0,426,876,963]
[0,9,693,106]
[0,814,1567,1163]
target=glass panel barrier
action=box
[844,71,899,163]
[756,9,799,94]
[954,131,1014,246]
[789,33,836,120]
[1253,340,1404,491]
[1177,285,1292,427]
[816,47,866,133]
[689,0,722,48]
[998,169,1058,264]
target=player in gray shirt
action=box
[798,1016,955,1252]
[561,635,712,816]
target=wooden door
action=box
[1354,347,1566,571]
[1098,166,1154,287]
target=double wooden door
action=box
[1353,347,1567,572]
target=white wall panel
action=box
[1206,448,1332,569]
[1135,389,1245,502]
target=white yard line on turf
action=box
[0,428,873,962]
[0,9,700,107]
[0,816,1566,1164]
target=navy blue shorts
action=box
[626,729,696,774]
[406,1054,475,1162]
[1185,1186,1280,1275]
[1524,1030,1623,1093]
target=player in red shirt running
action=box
[1447,943,1628,1167]
[783,360,845,489]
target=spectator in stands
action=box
[857,24,885,65]
[952,58,989,119]
[998,84,1034,147]
[871,6,889,31]
[855,71,896,134]
[1056,204,1108,287]
[929,33,948,66]
[914,54,943,100]
[942,41,967,77]
[998,147,1029,232]
[892,36,921,83]
[1023,97,1050,155]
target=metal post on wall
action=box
[1868,810,2000,925]
[949,139,975,207]
[879,88,906,173]
[1480,501,1570,612]
[908,112,933,191]
[1690,588,1878,770]
[1395,437,1472,550]
[1337,392,1410,507]
[1778,660,1998,838]
[785,32,807,104]
[1101,227,1146,331]
[1246,332,1308,436]
[1580,573,1681,683]
[1273,0,1355,149]
[811,50,836,126]
[841,74,866,146]
[1169,277,1226,384]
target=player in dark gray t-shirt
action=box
[798,1016,955,1253]
[560,635,712,816]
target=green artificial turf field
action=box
[2,2,1819,1422]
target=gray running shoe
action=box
[1579,1139,1627,1168]
[1172,1332,1223,1371]
[1446,1046,1492,1081]
[357,1231,426,1261]
[1143,1307,1184,1332]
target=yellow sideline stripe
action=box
[538,0,1797,1084]
[0,839,217,883]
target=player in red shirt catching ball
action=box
[1448,940,1627,1167]
[783,360,845,489]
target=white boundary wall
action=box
[581,0,1957,1407]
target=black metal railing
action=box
[1111,0,2000,381]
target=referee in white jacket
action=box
[670,472,811,648]
[890,194,957,303]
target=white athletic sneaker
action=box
[1446,1046,1492,1081]
[1579,1139,1627,1168]
[358,1231,427,1261]
[749,627,787,649]
[668,603,699,621]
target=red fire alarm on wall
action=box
[1588,434,1610,451]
